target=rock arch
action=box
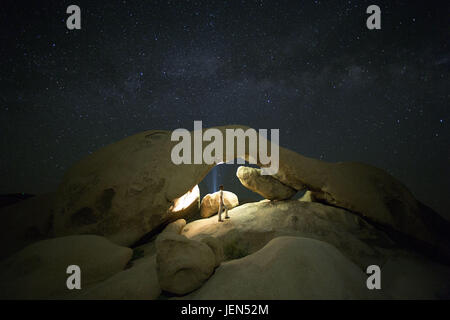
[45,125,450,256]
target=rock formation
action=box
[236,166,296,200]
[9,124,442,256]
[299,190,316,202]
[0,235,132,299]
[155,220,223,295]
[179,236,373,300]
[182,199,394,268]
[73,255,161,300]
[270,151,438,248]
[156,233,216,295]
[195,236,225,267]
[0,125,449,300]
[52,130,206,247]
[161,218,187,234]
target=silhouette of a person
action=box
[218,185,229,222]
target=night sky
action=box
[0,1,448,217]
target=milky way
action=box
[0,1,448,216]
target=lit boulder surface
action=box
[299,190,316,202]
[200,191,239,218]
[155,232,217,295]
[179,236,373,300]
[236,166,296,200]
[182,200,394,268]
[0,235,132,299]
[168,186,200,218]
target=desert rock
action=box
[50,125,448,255]
[200,191,239,218]
[162,219,187,235]
[180,236,372,299]
[236,166,296,200]
[182,200,394,268]
[0,235,132,299]
[74,255,160,300]
[0,193,56,260]
[52,129,204,247]
[155,232,216,295]
[299,190,316,202]
[196,236,224,267]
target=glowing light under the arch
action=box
[208,159,245,193]
[170,185,199,212]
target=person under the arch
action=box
[218,185,230,222]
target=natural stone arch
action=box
[1,125,448,263]
[52,125,281,246]
[36,125,450,255]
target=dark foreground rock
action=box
[0,235,132,299]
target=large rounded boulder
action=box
[180,236,373,299]
[236,166,296,200]
[182,200,393,268]
[0,235,132,299]
[73,255,161,300]
[155,232,217,295]
[52,130,205,247]
[200,191,239,218]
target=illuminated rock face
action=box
[236,166,296,200]
[200,191,239,218]
[168,185,200,219]
[182,200,392,268]
[299,190,316,202]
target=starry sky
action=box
[0,1,448,216]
